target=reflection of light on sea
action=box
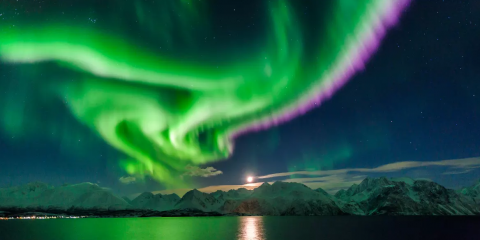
[238,217,265,240]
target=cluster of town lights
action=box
[0,216,86,220]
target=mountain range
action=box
[1,177,479,216]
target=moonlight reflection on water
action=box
[239,217,265,240]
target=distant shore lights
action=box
[0,216,86,220]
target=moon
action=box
[247,176,253,183]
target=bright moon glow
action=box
[247,176,253,183]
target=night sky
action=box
[0,0,479,195]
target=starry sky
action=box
[0,0,479,195]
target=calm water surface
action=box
[1,216,479,240]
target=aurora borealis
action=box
[0,0,409,185]
[1,0,479,192]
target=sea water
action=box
[0,216,479,240]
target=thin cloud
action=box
[119,176,136,184]
[257,157,480,179]
[442,169,473,175]
[182,165,223,178]
[282,174,366,193]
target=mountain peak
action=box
[130,191,179,211]
[315,188,329,196]
[334,189,346,198]
[164,193,180,200]
[360,176,390,185]
[358,177,371,186]
[130,192,155,207]
[2,179,480,216]
[175,189,222,212]
[390,177,415,185]
[137,192,155,199]
[182,189,204,199]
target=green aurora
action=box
[0,0,409,186]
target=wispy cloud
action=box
[442,169,474,175]
[119,176,136,184]
[182,165,223,178]
[257,157,480,179]
[252,157,480,193]
[281,174,366,192]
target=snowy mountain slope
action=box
[334,177,480,215]
[122,196,132,204]
[0,182,52,207]
[218,182,343,215]
[174,189,224,212]
[0,182,130,210]
[171,182,343,215]
[251,182,329,200]
[458,179,480,205]
[314,188,329,196]
[211,188,253,201]
[131,192,180,211]
[2,178,479,216]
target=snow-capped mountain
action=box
[210,188,253,200]
[0,182,129,210]
[171,182,343,215]
[174,189,224,212]
[1,178,479,216]
[334,177,480,215]
[130,192,180,211]
[223,182,343,216]
[458,179,480,205]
